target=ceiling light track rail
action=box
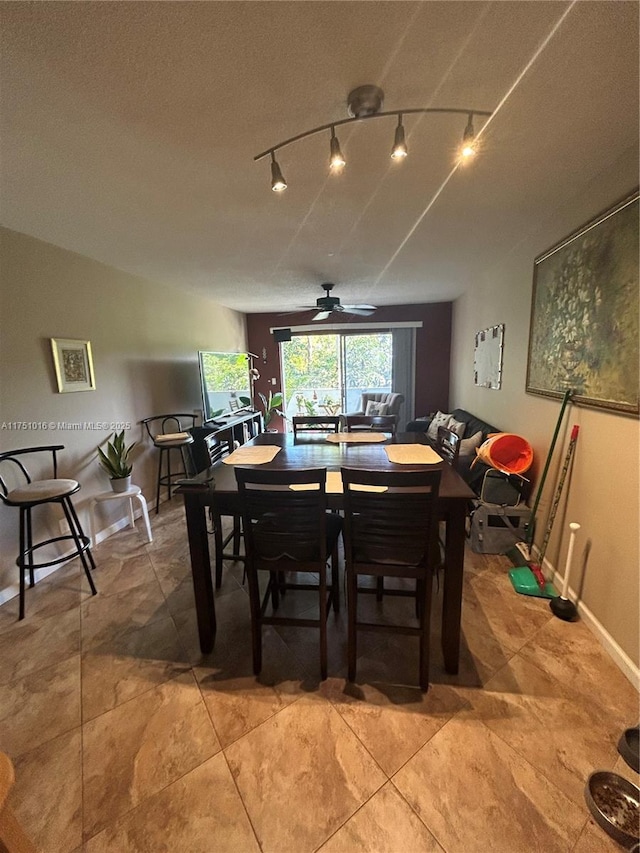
[254,106,493,163]
[255,86,493,191]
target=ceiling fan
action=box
[294,283,377,321]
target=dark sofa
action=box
[406,408,499,493]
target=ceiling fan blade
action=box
[343,306,376,316]
[312,310,331,321]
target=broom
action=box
[505,388,573,566]
[509,424,579,598]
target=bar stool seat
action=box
[0,445,97,620]
[90,485,153,547]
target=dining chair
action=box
[204,434,244,588]
[436,425,461,468]
[0,445,97,620]
[340,466,442,691]
[141,413,197,513]
[343,414,398,435]
[292,415,340,436]
[235,466,342,680]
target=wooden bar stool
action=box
[0,445,97,620]
[141,414,196,513]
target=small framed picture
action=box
[50,338,96,393]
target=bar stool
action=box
[0,445,97,620]
[141,414,197,513]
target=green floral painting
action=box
[526,191,638,415]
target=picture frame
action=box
[474,324,504,390]
[50,338,96,393]
[526,189,639,415]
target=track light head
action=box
[391,114,407,160]
[329,127,346,171]
[270,152,287,192]
[460,114,476,159]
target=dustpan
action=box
[509,566,557,599]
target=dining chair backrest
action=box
[343,415,397,435]
[235,467,331,568]
[436,425,461,467]
[341,467,441,569]
[292,415,340,436]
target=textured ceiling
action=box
[1,1,638,313]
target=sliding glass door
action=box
[281,332,393,422]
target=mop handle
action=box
[539,424,580,564]
[561,522,580,599]
[529,389,572,520]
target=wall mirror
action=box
[474,324,504,389]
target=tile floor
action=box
[0,500,638,852]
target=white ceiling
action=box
[1,2,638,314]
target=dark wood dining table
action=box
[176,431,475,674]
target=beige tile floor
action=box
[0,500,638,852]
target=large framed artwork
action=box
[526,189,639,415]
[51,338,96,393]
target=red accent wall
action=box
[246,303,452,429]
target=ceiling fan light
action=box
[270,153,287,191]
[329,128,346,171]
[391,115,407,159]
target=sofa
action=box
[406,408,499,492]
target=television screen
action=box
[198,351,252,422]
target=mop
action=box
[509,424,579,598]
[550,522,580,620]
[505,388,572,566]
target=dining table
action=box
[176,430,475,674]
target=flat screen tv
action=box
[198,351,252,422]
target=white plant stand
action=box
[90,485,153,547]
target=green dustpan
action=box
[509,566,557,599]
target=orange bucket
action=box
[472,433,533,475]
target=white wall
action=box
[0,227,247,598]
[451,149,639,674]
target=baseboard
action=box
[0,499,157,608]
[543,555,640,691]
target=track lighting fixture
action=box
[256,85,492,191]
[329,127,346,171]
[270,152,287,192]
[391,114,407,160]
[460,114,476,159]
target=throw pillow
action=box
[365,400,389,416]
[447,417,467,439]
[459,430,483,457]
[427,410,451,441]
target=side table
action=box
[90,485,153,547]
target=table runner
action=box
[384,445,442,464]
[222,445,282,465]
[326,432,386,444]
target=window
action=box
[281,333,393,421]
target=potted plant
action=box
[98,430,136,492]
[258,390,284,431]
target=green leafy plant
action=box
[97,430,136,479]
[258,391,284,428]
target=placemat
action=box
[222,445,282,465]
[326,432,387,444]
[384,445,442,464]
[290,471,387,493]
